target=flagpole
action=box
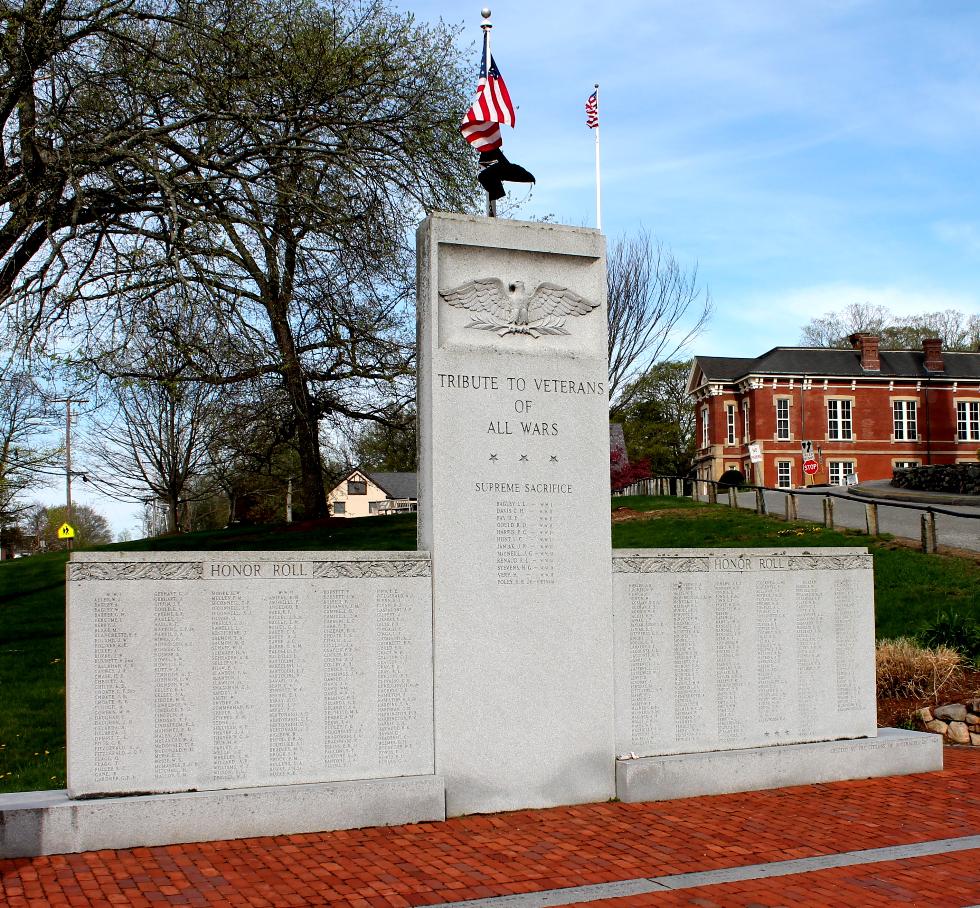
[593,83,602,231]
[481,9,496,218]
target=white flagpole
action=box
[482,11,494,217]
[593,83,602,230]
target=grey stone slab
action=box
[428,834,980,906]
[417,213,615,816]
[0,775,445,858]
[613,548,877,757]
[67,552,433,797]
[615,728,943,802]
[653,833,980,889]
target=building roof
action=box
[694,347,980,385]
[365,471,418,500]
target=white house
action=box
[326,469,418,518]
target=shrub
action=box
[875,638,964,700]
[918,609,980,664]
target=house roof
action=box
[365,471,418,500]
[693,347,980,385]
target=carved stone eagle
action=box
[439,279,599,338]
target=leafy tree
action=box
[614,360,696,477]
[800,303,980,350]
[4,0,478,520]
[33,502,112,549]
[0,0,196,312]
[352,411,417,472]
[607,232,712,410]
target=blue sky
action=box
[406,0,980,356]
[59,0,980,535]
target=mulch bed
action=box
[878,668,980,730]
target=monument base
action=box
[0,775,445,859]
[615,728,942,803]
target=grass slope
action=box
[0,501,976,793]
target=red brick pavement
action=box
[2,748,979,907]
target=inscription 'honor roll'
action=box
[417,213,614,817]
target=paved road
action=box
[722,487,980,553]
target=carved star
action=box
[489,453,498,462]
[519,454,528,462]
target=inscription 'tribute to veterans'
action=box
[435,372,605,437]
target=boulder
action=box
[924,719,949,735]
[947,721,971,745]
[934,703,968,722]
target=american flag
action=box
[460,36,515,151]
[585,91,599,128]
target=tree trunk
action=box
[265,298,328,519]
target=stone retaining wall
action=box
[916,699,980,745]
[891,463,980,495]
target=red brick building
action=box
[688,336,980,488]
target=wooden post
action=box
[708,483,717,504]
[785,493,798,521]
[822,496,834,528]
[754,488,766,515]
[728,487,738,509]
[864,502,879,536]
[921,511,937,554]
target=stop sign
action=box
[803,460,819,476]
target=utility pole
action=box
[53,397,88,551]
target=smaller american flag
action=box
[585,90,599,128]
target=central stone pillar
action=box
[417,213,614,816]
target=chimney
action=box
[848,333,880,371]
[922,337,944,372]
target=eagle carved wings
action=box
[438,278,599,338]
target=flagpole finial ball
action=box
[481,8,491,19]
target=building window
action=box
[347,479,367,495]
[894,461,919,470]
[827,399,853,440]
[776,461,792,488]
[743,402,750,442]
[776,398,790,440]
[333,501,346,514]
[726,403,737,445]
[369,501,383,514]
[892,400,917,440]
[956,401,980,441]
[701,406,709,448]
[828,460,855,485]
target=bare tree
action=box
[800,304,980,350]
[799,303,893,347]
[607,232,713,411]
[0,363,60,526]
[85,353,225,533]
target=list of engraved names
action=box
[71,564,432,795]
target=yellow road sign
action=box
[58,522,76,540]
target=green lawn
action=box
[0,500,976,793]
